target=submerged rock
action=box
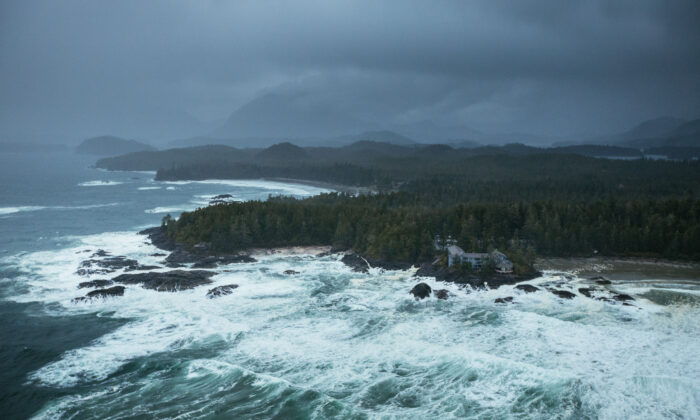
[341,253,370,273]
[495,296,514,304]
[515,284,539,293]
[435,289,450,300]
[72,285,125,303]
[283,270,300,275]
[76,255,155,276]
[410,282,432,299]
[87,285,125,298]
[549,289,576,299]
[77,279,114,289]
[206,284,239,298]
[112,270,216,292]
[613,293,635,302]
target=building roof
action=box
[447,245,488,259]
[446,245,466,256]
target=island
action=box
[76,135,156,157]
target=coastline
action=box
[140,224,700,290]
[95,163,373,196]
[140,226,540,289]
[255,177,373,195]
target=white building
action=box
[442,242,514,273]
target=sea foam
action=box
[4,231,698,418]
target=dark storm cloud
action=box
[1,0,699,143]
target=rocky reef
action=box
[111,270,216,292]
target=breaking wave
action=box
[2,230,697,419]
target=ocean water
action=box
[1,152,699,419]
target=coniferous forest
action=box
[159,146,700,263]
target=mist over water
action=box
[1,153,699,419]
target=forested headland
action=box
[153,142,700,266]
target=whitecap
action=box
[137,186,161,191]
[53,203,121,211]
[145,206,198,214]
[78,180,124,187]
[0,203,119,216]
[0,206,46,215]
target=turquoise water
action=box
[1,152,699,419]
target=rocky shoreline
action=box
[69,226,638,308]
[140,225,543,292]
[413,261,540,289]
[139,226,257,268]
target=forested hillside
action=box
[166,193,700,262]
[160,150,700,262]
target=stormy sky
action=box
[1,0,699,145]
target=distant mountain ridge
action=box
[95,138,700,175]
[207,90,554,146]
[620,117,686,141]
[76,136,156,157]
[256,142,309,161]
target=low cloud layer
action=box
[1,0,699,143]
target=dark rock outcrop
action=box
[613,293,635,302]
[341,253,370,273]
[112,270,216,292]
[549,289,576,299]
[87,286,125,298]
[410,282,432,299]
[435,289,450,300]
[284,270,300,275]
[78,279,114,289]
[365,258,414,271]
[139,226,177,251]
[165,248,255,268]
[206,284,239,298]
[578,287,598,298]
[515,284,539,293]
[495,296,514,304]
[141,226,255,268]
[415,262,540,289]
[72,286,125,303]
